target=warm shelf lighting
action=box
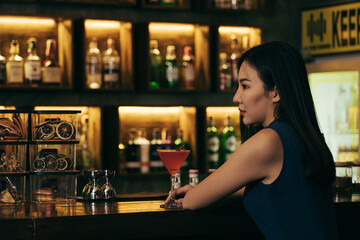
[85,20,121,30]
[0,106,16,110]
[149,23,194,33]
[0,16,56,26]
[206,107,239,114]
[35,106,88,112]
[218,26,253,34]
[118,106,184,114]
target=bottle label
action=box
[184,67,195,87]
[140,144,150,173]
[149,160,164,167]
[24,61,41,81]
[208,153,219,163]
[87,73,101,85]
[166,66,179,83]
[104,71,119,83]
[208,136,220,152]
[0,63,6,83]
[42,67,61,83]
[7,62,23,83]
[225,136,236,152]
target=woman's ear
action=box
[272,86,280,103]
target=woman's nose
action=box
[233,87,241,103]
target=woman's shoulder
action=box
[242,128,282,163]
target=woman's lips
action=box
[240,110,246,116]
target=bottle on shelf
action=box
[24,37,41,85]
[86,38,102,89]
[161,0,176,6]
[207,116,220,169]
[189,169,199,187]
[221,116,236,164]
[102,38,120,88]
[150,128,164,172]
[230,35,241,89]
[6,40,24,85]
[174,128,190,170]
[80,115,94,170]
[182,46,195,89]
[241,35,250,52]
[149,40,162,89]
[174,170,181,189]
[0,40,6,84]
[161,128,173,149]
[42,39,61,86]
[164,45,179,88]
[135,128,150,174]
[219,52,231,91]
[125,129,140,174]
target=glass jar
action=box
[333,161,352,195]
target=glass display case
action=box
[0,110,29,205]
[29,110,80,203]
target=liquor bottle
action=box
[174,170,181,189]
[150,128,164,172]
[161,128,173,149]
[207,116,220,169]
[164,45,179,88]
[161,0,176,6]
[219,53,231,91]
[126,129,140,173]
[6,40,24,85]
[174,128,190,170]
[135,128,150,174]
[86,38,102,89]
[221,116,236,164]
[189,169,199,187]
[24,37,41,85]
[149,40,162,89]
[0,40,6,84]
[80,115,94,170]
[42,39,61,86]
[182,46,195,89]
[102,38,120,88]
[230,36,241,89]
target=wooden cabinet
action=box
[0,0,268,173]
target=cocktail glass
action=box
[157,149,190,209]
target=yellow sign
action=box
[302,2,360,55]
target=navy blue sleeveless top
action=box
[243,119,338,240]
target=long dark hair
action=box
[239,41,335,186]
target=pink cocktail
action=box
[157,149,190,209]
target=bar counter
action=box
[1,193,360,240]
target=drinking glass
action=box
[101,170,116,199]
[83,170,103,200]
[157,149,190,209]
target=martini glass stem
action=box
[170,175,176,202]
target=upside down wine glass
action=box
[157,149,190,209]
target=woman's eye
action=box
[242,84,248,89]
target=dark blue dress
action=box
[243,119,338,240]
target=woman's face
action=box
[233,61,279,127]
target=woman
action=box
[167,41,338,239]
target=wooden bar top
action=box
[1,193,360,240]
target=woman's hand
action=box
[165,184,193,204]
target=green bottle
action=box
[149,40,162,89]
[164,45,179,88]
[221,116,236,165]
[207,116,220,169]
